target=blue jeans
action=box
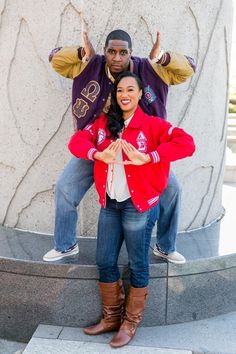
[96,196,156,287]
[54,157,181,254]
[146,170,181,253]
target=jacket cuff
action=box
[148,51,170,66]
[159,52,170,66]
[48,47,62,62]
[77,47,84,60]
[88,148,98,160]
[149,151,160,163]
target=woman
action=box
[68,72,195,348]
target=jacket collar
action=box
[125,106,145,129]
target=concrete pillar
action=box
[0,0,233,235]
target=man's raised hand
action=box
[82,31,96,60]
[149,31,161,60]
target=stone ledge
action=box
[1,224,236,342]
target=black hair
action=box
[106,71,143,139]
[105,29,132,49]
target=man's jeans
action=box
[96,196,156,288]
[146,171,181,253]
[54,157,181,254]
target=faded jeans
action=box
[96,196,157,287]
[54,157,181,254]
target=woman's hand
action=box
[118,140,151,165]
[94,140,121,163]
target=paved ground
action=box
[21,310,236,354]
[0,339,26,354]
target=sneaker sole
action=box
[153,250,186,264]
[43,248,79,262]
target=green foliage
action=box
[229,92,236,113]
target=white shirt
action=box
[106,116,133,202]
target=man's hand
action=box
[82,31,96,60]
[115,140,151,166]
[149,31,161,60]
[94,140,121,164]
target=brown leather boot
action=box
[110,286,148,348]
[83,279,125,335]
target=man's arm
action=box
[149,32,196,85]
[49,32,96,79]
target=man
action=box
[43,29,195,263]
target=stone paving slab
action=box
[0,339,26,354]
[22,337,192,354]
[28,311,236,354]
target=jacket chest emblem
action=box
[73,81,101,119]
[144,85,157,105]
[97,128,106,145]
[136,132,147,152]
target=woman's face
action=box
[116,77,142,119]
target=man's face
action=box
[104,40,132,76]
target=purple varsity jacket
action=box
[71,54,169,130]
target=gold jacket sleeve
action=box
[150,51,195,86]
[50,47,88,79]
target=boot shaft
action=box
[83,280,125,335]
[99,279,125,307]
[125,286,148,323]
[109,286,148,348]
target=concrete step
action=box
[228,113,236,120]
[225,165,236,182]
[0,339,26,354]
[22,337,192,354]
[227,135,236,140]
[22,311,236,354]
[227,140,236,153]
[227,127,236,135]
[227,119,236,127]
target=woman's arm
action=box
[150,119,196,163]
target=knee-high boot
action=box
[110,286,148,348]
[83,279,125,335]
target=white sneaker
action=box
[153,244,186,264]
[43,244,79,262]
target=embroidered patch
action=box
[97,128,106,145]
[73,98,89,119]
[136,131,147,152]
[144,85,157,105]
[84,124,93,134]
[81,80,101,103]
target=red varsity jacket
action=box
[68,106,195,212]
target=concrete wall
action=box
[0,0,233,235]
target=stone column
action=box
[0,0,233,235]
